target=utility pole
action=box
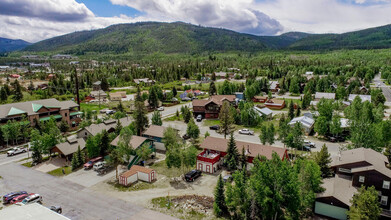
[98,89,101,109]
[74,69,80,111]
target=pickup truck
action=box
[238,129,254,135]
[7,147,27,156]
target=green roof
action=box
[8,107,26,116]
[32,103,43,112]
[70,111,83,116]
[39,115,62,122]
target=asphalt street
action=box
[374,74,391,102]
[0,163,176,220]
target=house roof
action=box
[315,92,336,100]
[317,174,358,206]
[265,98,285,106]
[120,165,154,178]
[269,81,279,90]
[109,93,123,99]
[200,136,287,160]
[90,90,107,97]
[254,106,272,116]
[253,96,267,100]
[331,148,391,178]
[143,125,167,138]
[192,99,208,107]
[0,98,78,119]
[111,135,149,149]
[288,116,315,129]
[83,117,132,136]
[348,94,371,103]
[93,81,101,85]
[54,138,86,156]
[192,95,236,107]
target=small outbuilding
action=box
[119,165,156,186]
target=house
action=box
[254,106,273,120]
[315,148,391,220]
[133,78,155,85]
[252,96,268,103]
[110,92,126,101]
[119,165,156,186]
[52,54,73,59]
[269,81,280,93]
[348,94,371,103]
[314,92,335,100]
[264,98,285,110]
[0,98,81,127]
[214,71,230,79]
[90,90,107,101]
[197,136,289,173]
[77,117,132,139]
[111,135,153,150]
[192,95,237,119]
[142,125,175,151]
[359,86,368,93]
[92,81,101,91]
[51,138,86,161]
[288,116,315,134]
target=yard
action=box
[150,160,183,178]
[47,166,72,176]
[80,103,107,112]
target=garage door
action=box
[314,202,348,220]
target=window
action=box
[383,181,390,189]
[338,168,351,173]
[65,113,67,117]
[359,176,365,183]
[381,196,388,206]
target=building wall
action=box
[60,109,70,125]
[77,129,91,139]
[138,172,150,182]
[197,160,219,174]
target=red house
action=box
[252,96,268,103]
[197,136,289,173]
[192,95,236,119]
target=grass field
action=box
[150,160,183,178]
[80,103,107,112]
[47,166,72,176]
[108,180,156,192]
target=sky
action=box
[1,0,391,43]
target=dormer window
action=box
[381,196,388,206]
[359,176,365,183]
[383,181,390,189]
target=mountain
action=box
[25,22,269,54]
[289,24,391,50]
[0,37,31,53]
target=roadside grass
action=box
[151,197,170,209]
[47,166,72,177]
[164,114,183,122]
[80,103,107,112]
[150,160,183,178]
[108,180,156,192]
[21,155,50,168]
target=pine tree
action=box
[267,124,275,145]
[288,101,295,120]
[240,147,247,170]
[214,174,228,217]
[12,79,23,101]
[76,145,84,167]
[315,144,332,178]
[151,111,163,126]
[0,87,7,102]
[209,81,217,96]
[226,133,239,170]
[172,86,177,97]
[71,154,78,171]
[133,97,148,136]
[117,101,125,112]
[259,125,267,145]
[115,119,123,135]
[219,101,233,139]
[296,106,301,117]
[348,186,381,220]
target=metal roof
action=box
[288,116,315,129]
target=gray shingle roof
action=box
[317,174,358,206]
[84,117,132,136]
[348,94,371,103]
[54,138,86,156]
[288,116,315,129]
[315,92,336,100]
[0,98,78,119]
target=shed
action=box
[119,165,156,186]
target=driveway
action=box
[0,163,176,220]
[34,157,67,173]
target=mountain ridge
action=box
[0,37,31,53]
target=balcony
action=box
[197,150,221,164]
[39,114,62,122]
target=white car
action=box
[157,106,164,111]
[303,140,315,148]
[93,161,107,171]
[7,147,26,156]
[238,129,254,135]
[16,194,42,206]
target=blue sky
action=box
[1,0,391,42]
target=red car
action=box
[84,157,103,170]
[10,193,33,204]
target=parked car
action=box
[93,161,107,171]
[209,125,220,130]
[181,97,191,101]
[302,145,311,152]
[106,110,116,115]
[328,136,345,143]
[3,191,27,204]
[196,115,202,122]
[7,147,26,156]
[239,129,254,135]
[182,134,190,140]
[16,194,42,206]
[96,165,112,175]
[185,170,202,182]
[223,175,233,183]
[100,109,109,114]
[84,157,103,170]
[10,193,33,204]
[157,106,164,111]
[49,206,62,214]
[303,140,315,148]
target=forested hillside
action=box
[0,37,31,53]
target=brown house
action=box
[315,148,391,220]
[192,95,236,119]
[252,96,268,103]
[264,99,285,110]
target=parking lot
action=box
[64,167,117,187]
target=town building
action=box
[77,117,132,139]
[52,54,73,59]
[92,81,101,91]
[288,116,315,134]
[252,96,268,103]
[142,125,174,151]
[254,106,273,120]
[315,148,391,220]
[109,91,126,101]
[192,95,237,119]
[269,81,280,93]
[314,92,336,100]
[90,90,107,101]
[0,98,81,127]
[133,78,155,85]
[264,98,285,109]
[197,136,289,174]
[119,165,156,186]
[51,138,86,161]
[0,203,70,220]
[348,94,371,103]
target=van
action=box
[93,161,106,171]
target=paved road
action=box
[0,151,29,166]
[0,163,176,220]
[374,74,391,102]
[147,102,192,120]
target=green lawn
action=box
[80,103,107,112]
[202,119,221,127]
[47,166,72,177]
[150,160,183,178]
